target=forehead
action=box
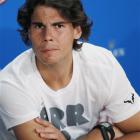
[31,5,67,22]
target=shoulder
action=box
[0,49,34,83]
[2,48,34,72]
[0,49,35,96]
[77,42,115,69]
[77,43,128,86]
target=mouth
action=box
[40,48,59,53]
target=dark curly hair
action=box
[17,0,93,50]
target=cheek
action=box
[60,32,75,47]
[60,38,74,50]
[29,30,41,42]
[30,35,42,49]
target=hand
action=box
[35,118,66,140]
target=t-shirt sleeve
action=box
[0,82,40,130]
[105,52,140,123]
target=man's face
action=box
[28,5,82,66]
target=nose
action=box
[43,26,53,42]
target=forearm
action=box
[115,132,140,140]
[78,131,140,140]
[77,129,103,140]
[77,124,123,140]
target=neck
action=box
[36,56,73,91]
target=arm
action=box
[13,119,43,140]
[114,111,140,140]
[76,125,124,140]
[13,118,66,140]
[76,129,104,140]
[35,112,140,140]
[78,111,140,140]
[35,119,123,140]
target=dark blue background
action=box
[0,0,140,94]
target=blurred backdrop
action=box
[0,0,140,94]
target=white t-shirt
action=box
[0,43,140,139]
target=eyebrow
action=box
[31,21,70,26]
[52,21,70,26]
[31,22,44,26]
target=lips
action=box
[40,48,59,53]
[39,44,59,53]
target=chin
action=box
[42,59,58,66]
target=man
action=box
[0,0,140,140]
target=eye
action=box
[32,23,45,30]
[54,23,64,29]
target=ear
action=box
[74,26,82,40]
